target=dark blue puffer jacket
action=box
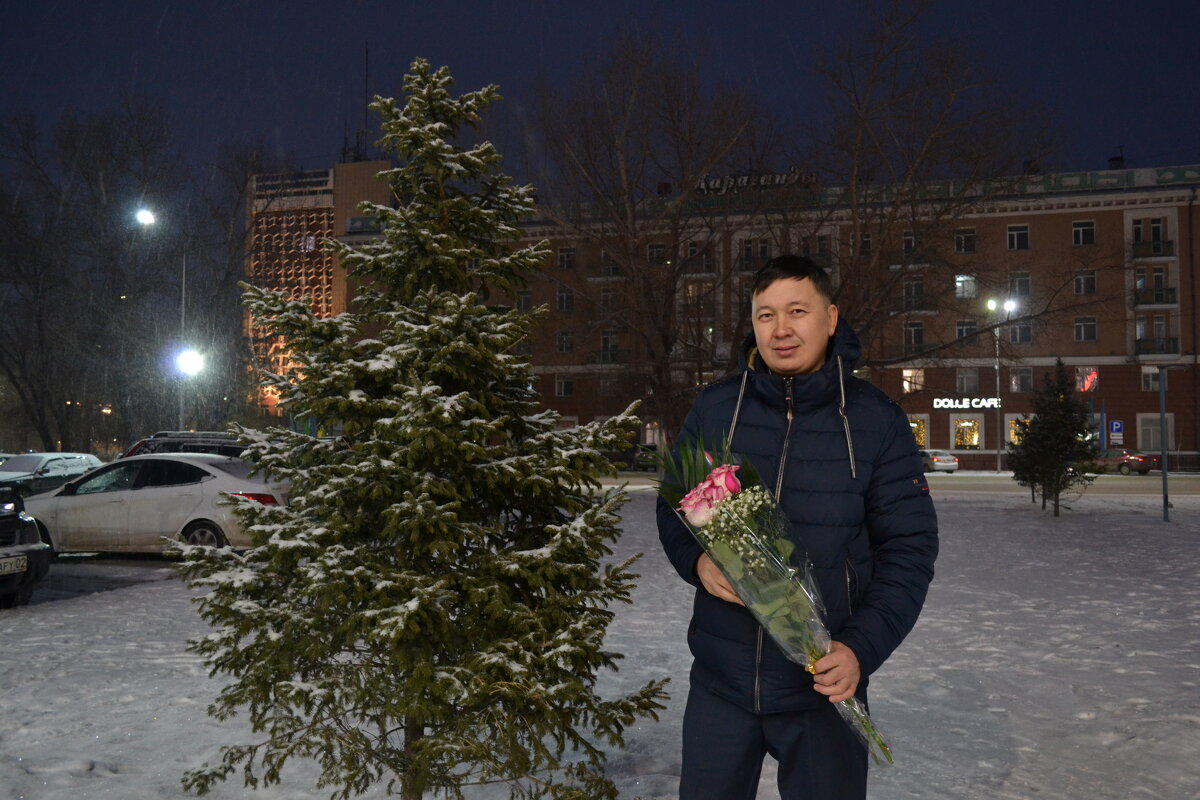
[657,319,938,713]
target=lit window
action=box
[955,274,977,298]
[908,417,927,447]
[1141,367,1166,392]
[902,368,924,393]
[954,418,981,449]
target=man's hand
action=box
[695,553,743,605]
[811,641,860,703]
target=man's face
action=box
[752,277,838,376]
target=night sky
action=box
[4,0,1199,174]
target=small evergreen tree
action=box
[176,59,667,800]
[1007,359,1097,516]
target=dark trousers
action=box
[679,680,868,800]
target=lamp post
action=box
[136,208,190,429]
[987,298,1017,472]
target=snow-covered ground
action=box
[1,478,1197,799]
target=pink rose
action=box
[679,464,741,527]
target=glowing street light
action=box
[175,347,205,429]
[135,208,156,226]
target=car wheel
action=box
[1118,463,1131,475]
[181,520,229,548]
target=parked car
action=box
[918,449,959,473]
[0,452,103,498]
[0,453,16,466]
[602,444,660,472]
[0,488,51,608]
[1091,449,1160,475]
[24,453,287,554]
[121,430,244,458]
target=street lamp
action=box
[175,347,205,430]
[137,208,190,429]
[986,298,1017,473]
[135,207,187,347]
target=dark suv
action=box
[122,431,244,458]
[0,488,50,608]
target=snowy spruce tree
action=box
[176,59,667,800]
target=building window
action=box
[955,274,977,299]
[688,240,717,273]
[902,368,924,393]
[1137,412,1174,451]
[556,330,574,353]
[557,247,576,270]
[1009,367,1033,393]
[1072,221,1096,246]
[954,228,976,254]
[600,287,618,309]
[903,321,924,350]
[600,332,619,363]
[908,416,928,447]
[850,232,873,256]
[956,319,978,340]
[1141,366,1167,392]
[515,290,532,312]
[1009,320,1032,343]
[1007,224,1030,250]
[903,230,922,254]
[600,249,621,276]
[1008,271,1031,296]
[1075,366,1099,392]
[953,417,982,450]
[903,276,925,310]
[556,286,575,312]
[1074,317,1098,343]
[647,243,666,265]
[1007,416,1025,446]
[956,367,980,394]
[554,376,574,398]
[1074,270,1096,295]
[1133,217,1165,243]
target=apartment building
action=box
[522,165,1198,469]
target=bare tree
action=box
[526,29,779,444]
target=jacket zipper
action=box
[757,377,795,712]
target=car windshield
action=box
[0,455,44,472]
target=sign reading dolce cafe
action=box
[933,397,1002,409]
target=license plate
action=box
[0,555,27,576]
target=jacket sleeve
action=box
[835,401,939,677]
[657,407,705,588]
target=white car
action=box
[24,453,286,553]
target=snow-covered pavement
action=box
[1,481,1197,799]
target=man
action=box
[657,255,938,799]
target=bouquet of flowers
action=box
[659,440,893,766]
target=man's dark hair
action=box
[751,255,835,304]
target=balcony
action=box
[1134,337,1179,355]
[1133,287,1178,306]
[1131,240,1175,259]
